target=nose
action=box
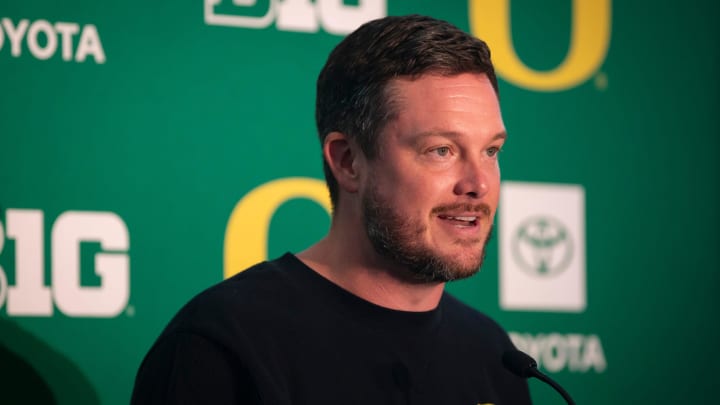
[453,158,491,198]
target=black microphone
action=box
[502,350,576,405]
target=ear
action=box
[323,131,363,194]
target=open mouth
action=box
[437,215,478,227]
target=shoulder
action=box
[439,293,531,402]
[157,254,306,346]
[440,292,514,346]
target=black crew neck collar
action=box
[278,252,445,334]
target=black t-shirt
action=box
[131,253,531,404]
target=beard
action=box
[362,184,493,283]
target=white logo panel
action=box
[0,209,130,317]
[500,182,586,312]
[204,0,386,35]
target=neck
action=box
[297,211,445,312]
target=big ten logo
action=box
[470,0,612,91]
[0,17,106,63]
[0,209,129,317]
[204,0,386,35]
[224,177,330,278]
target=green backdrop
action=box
[1,0,718,404]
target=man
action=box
[132,14,531,404]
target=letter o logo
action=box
[223,177,331,279]
[469,0,612,91]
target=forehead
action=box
[383,73,504,139]
[389,72,498,109]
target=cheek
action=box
[486,166,502,204]
[388,179,445,211]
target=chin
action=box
[407,247,485,283]
[448,252,485,277]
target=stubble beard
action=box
[362,185,493,283]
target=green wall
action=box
[1,0,718,403]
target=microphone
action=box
[502,350,576,405]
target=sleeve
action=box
[130,332,260,405]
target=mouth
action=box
[437,214,479,227]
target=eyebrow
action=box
[413,130,507,142]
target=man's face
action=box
[361,73,505,282]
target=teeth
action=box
[447,216,477,221]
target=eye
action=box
[432,146,452,157]
[486,146,502,157]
